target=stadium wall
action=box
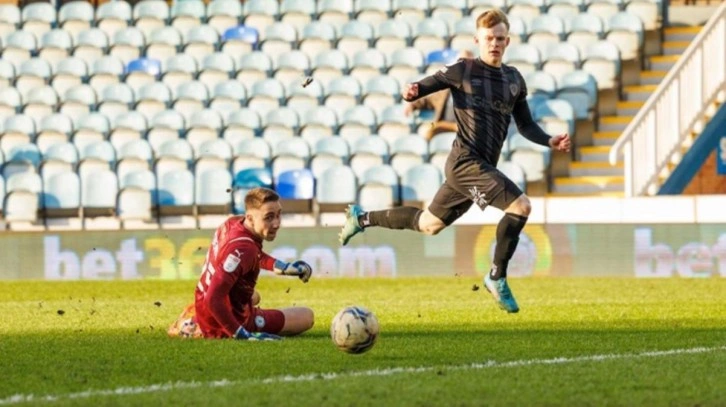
[3,218,725,280]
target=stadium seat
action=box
[260,22,297,64]
[508,0,543,26]
[98,83,135,121]
[145,27,182,67]
[582,40,621,91]
[387,47,425,88]
[311,49,348,90]
[392,0,427,25]
[606,12,644,63]
[401,164,443,207]
[425,48,459,73]
[497,161,527,192]
[119,169,157,201]
[528,15,566,47]
[108,27,145,65]
[316,164,357,212]
[503,43,541,75]
[264,107,300,138]
[339,105,377,145]
[89,55,125,96]
[349,135,388,178]
[547,0,583,27]
[170,0,205,33]
[375,20,411,61]
[2,31,36,69]
[112,112,149,148]
[450,17,476,51]
[299,21,337,60]
[360,164,400,204]
[59,84,96,124]
[525,71,559,98]
[133,0,170,39]
[223,108,262,146]
[354,0,390,25]
[1,115,34,156]
[378,105,413,144]
[4,171,42,226]
[568,13,605,55]
[412,18,450,57]
[280,0,316,33]
[534,98,576,137]
[22,86,58,125]
[207,0,243,35]
[363,75,400,116]
[134,82,171,123]
[184,26,220,66]
[275,168,315,213]
[162,54,198,91]
[324,76,362,118]
[187,109,224,157]
[209,80,246,115]
[541,42,581,81]
[310,150,345,179]
[349,49,386,86]
[337,20,374,61]
[221,25,259,56]
[299,106,338,145]
[44,142,79,166]
[431,0,466,30]
[117,183,155,227]
[390,135,428,177]
[21,2,56,40]
[36,113,73,155]
[234,137,272,165]
[148,110,185,154]
[198,53,235,90]
[0,4,21,43]
[285,77,324,117]
[196,167,233,215]
[157,168,195,218]
[232,167,273,213]
[585,0,621,26]
[39,29,73,68]
[73,113,111,153]
[81,169,118,218]
[0,89,21,123]
[73,29,108,66]
[173,80,209,121]
[625,0,658,31]
[15,58,52,101]
[0,59,16,90]
[96,1,131,38]
[274,50,311,86]
[318,0,353,29]
[247,78,285,117]
[43,171,81,219]
[236,51,272,90]
[556,70,598,120]
[242,0,278,38]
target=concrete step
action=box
[592,131,620,146]
[569,161,624,176]
[623,84,658,101]
[663,26,702,42]
[599,116,633,132]
[663,40,691,55]
[639,70,667,86]
[578,145,612,162]
[649,55,680,71]
[552,176,625,193]
[616,100,645,116]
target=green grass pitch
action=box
[1,277,725,406]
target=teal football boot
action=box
[484,274,520,313]
[338,204,364,246]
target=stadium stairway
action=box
[550,25,704,197]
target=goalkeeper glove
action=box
[274,260,313,283]
[234,326,281,341]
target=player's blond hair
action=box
[476,9,510,31]
[244,187,279,211]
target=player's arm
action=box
[512,72,571,152]
[260,252,313,283]
[402,59,465,102]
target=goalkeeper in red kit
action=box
[168,187,314,340]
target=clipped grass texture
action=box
[1,277,725,406]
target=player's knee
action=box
[418,210,446,235]
[420,223,444,235]
[300,307,315,332]
[508,195,532,217]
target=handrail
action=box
[609,2,726,196]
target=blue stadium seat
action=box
[275,168,315,213]
[222,25,259,55]
[232,167,272,213]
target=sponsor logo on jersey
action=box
[509,83,519,96]
[254,315,266,329]
[223,252,241,273]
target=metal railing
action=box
[609,1,726,196]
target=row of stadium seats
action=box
[0,157,531,230]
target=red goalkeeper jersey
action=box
[194,216,277,338]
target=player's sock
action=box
[358,207,422,231]
[491,213,528,280]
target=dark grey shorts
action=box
[428,154,523,226]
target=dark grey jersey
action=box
[410,58,550,166]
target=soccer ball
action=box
[330,306,379,354]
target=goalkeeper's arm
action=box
[260,253,313,283]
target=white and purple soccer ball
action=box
[330,306,379,354]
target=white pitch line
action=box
[1,345,724,405]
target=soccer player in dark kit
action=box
[338,9,571,313]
